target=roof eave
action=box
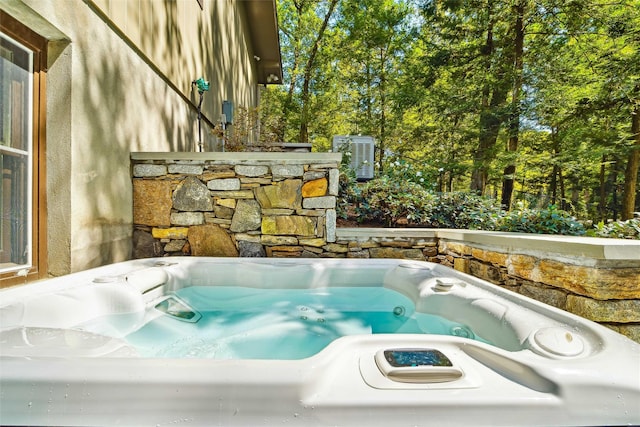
[244,0,283,85]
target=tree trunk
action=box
[598,154,607,221]
[378,48,387,172]
[621,99,639,220]
[280,1,305,142]
[471,1,508,195]
[298,0,339,143]
[550,127,559,205]
[606,159,620,220]
[500,2,525,209]
[559,167,566,211]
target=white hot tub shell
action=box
[0,257,639,426]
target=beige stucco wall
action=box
[1,0,263,275]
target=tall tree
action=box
[340,0,416,169]
[500,1,525,209]
[277,0,340,143]
[471,2,510,194]
[299,0,339,143]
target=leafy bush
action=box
[429,192,503,229]
[351,178,502,228]
[586,218,640,239]
[354,177,437,226]
[495,205,586,235]
[382,158,437,190]
[337,169,359,219]
[339,175,640,239]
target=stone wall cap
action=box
[131,152,341,163]
[435,230,640,261]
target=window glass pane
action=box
[1,35,32,152]
[1,153,29,267]
[0,32,32,272]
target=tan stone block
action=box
[566,295,640,323]
[295,209,326,217]
[235,233,261,243]
[261,235,299,246]
[439,241,472,256]
[537,260,640,300]
[164,240,187,252]
[360,242,380,249]
[507,254,538,280]
[520,283,567,309]
[209,190,254,199]
[323,243,349,253]
[188,224,238,257]
[200,170,235,180]
[240,183,261,189]
[302,246,324,254]
[380,240,413,248]
[298,238,326,247]
[133,179,174,226]
[469,260,489,281]
[216,198,237,208]
[301,178,328,198]
[453,258,469,274]
[262,209,295,216]
[239,177,272,185]
[255,179,302,209]
[261,216,315,236]
[472,248,509,266]
[268,245,304,252]
[208,218,232,226]
[422,247,438,257]
[369,247,424,260]
[151,227,189,240]
[266,246,303,257]
[347,250,370,258]
[271,251,304,258]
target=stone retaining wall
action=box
[130,153,640,342]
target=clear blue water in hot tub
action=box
[123,286,491,359]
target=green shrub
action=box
[586,218,640,239]
[339,175,639,239]
[382,158,437,190]
[337,170,358,219]
[496,205,586,236]
[354,177,436,226]
[352,179,502,228]
[429,192,503,229]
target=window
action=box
[0,11,47,286]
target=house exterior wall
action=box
[1,0,264,276]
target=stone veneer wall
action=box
[131,153,640,342]
[132,153,342,259]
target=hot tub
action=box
[1,257,638,426]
